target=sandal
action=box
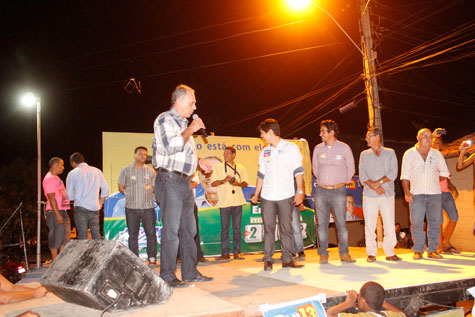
[447,246,460,254]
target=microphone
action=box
[192,114,208,138]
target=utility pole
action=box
[359,0,383,142]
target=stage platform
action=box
[3,247,474,317]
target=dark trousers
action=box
[261,197,294,263]
[125,207,158,260]
[220,206,243,255]
[74,206,101,240]
[155,172,200,282]
[194,204,204,259]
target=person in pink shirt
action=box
[431,131,459,254]
[42,157,71,260]
[312,120,355,264]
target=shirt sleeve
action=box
[43,176,56,195]
[257,151,265,180]
[66,172,75,201]
[99,170,110,198]
[358,151,369,183]
[387,149,398,181]
[437,152,450,177]
[312,145,319,181]
[154,115,185,155]
[118,168,127,186]
[291,144,304,176]
[400,150,411,180]
[344,145,355,183]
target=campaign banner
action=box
[259,294,327,317]
[103,133,317,259]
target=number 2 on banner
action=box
[297,304,318,317]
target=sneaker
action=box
[319,254,329,264]
[341,253,356,263]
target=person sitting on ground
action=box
[326,281,405,316]
[0,273,48,304]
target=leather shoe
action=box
[427,251,443,259]
[198,257,208,263]
[319,254,329,264]
[297,251,305,258]
[216,254,230,260]
[386,255,402,261]
[367,255,376,262]
[413,252,423,260]
[341,253,356,263]
[167,279,189,288]
[264,261,273,271]
[233,253,245,260]
[282,261,304,268]
[183,274,213,283]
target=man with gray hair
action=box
[152,84,213,288]
[401,128,450,260]
[359,127,400,262]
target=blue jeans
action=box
[410,194,441,253]
[125,208,157,260]
[314,186,348,256]
[74,206,101,240]
[291,206,304,254]
[220,206,243,255]
[441,192,458,222]
[155,172,200,282]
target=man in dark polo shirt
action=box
[118,146,157,265]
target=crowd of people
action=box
[3,84,472,314]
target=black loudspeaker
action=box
[40,240,171,312]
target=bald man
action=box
[401,129,450,260]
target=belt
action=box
[158,168,191,179]
[317,183,346,190]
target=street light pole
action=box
[36,98,42,269]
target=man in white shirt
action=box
[401,129,450,260]
[251,119,305,271]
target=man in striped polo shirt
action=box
[118,146,157,265]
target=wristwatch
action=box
[296,190,304,194]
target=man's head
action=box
[320,120,338,143]
[358,281,386,311]
[365,127,382,148]
[431,136,442,151]
[70,152,85,169]
[49,157,65,176]
[417,128,432,149]
[171,84,196,118]
[223,146,236,164]
[198,156,222,198]
[134,146,148,165]
[258,119,280,144]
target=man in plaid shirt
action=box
[152,84,213,288]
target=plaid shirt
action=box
[152,108,197,176]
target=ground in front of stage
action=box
[3,247,474,316]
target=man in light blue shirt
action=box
[66,152,109,240]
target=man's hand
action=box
[189,117,205,134]
[404,193,413,203]
[375,187,385,195]
[224,175,232,183]
[294,193,304,206]
[344,290,358,307]
[56,215,64,225]
[250,194,259,204]
[34,286,48,298]
[452,189,459,199]
[368,180,380,191]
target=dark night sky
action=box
[1,0,474,172]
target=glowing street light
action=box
[285,0,312,11]
[20,92,42,269]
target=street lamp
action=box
[20,92,42,269]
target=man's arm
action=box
[46,193,64,225]
[402,179,413,203]
[294,173,304,206]
[447,179,459,199]
[457,145,475,170]
[250,177,263,204]
[118,184,125,195]
[0,275,48,304]
[65,173,75,202]
[326,290,357,317]
[344,146,356,184]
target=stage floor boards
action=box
[3,247,474,316]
